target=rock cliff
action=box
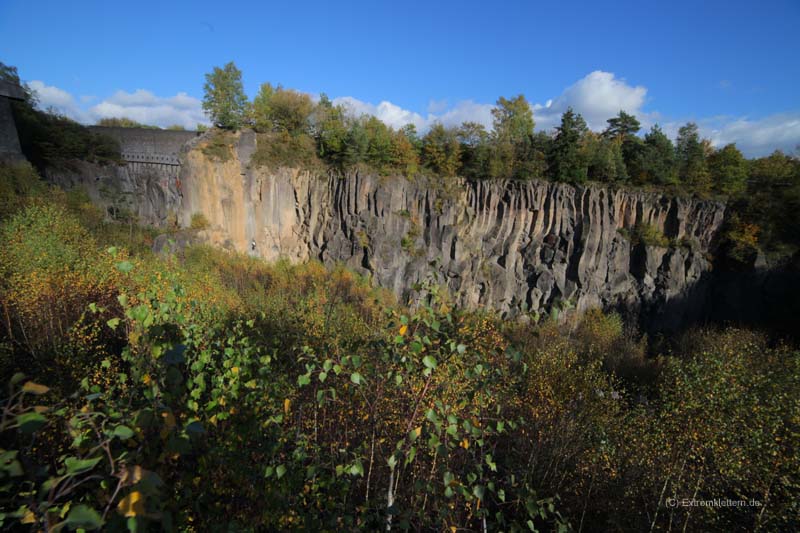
[43,130,730,329]
[172,132,726,329]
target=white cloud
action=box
[333,96,427,130]
[333,96,494,132]
[90,89,206,129]
[531,70,648,131]
[27,82,208,129]
[28,80,92,123]
[700,113,800,157]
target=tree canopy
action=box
[202,62,249,130]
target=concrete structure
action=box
[88,126,200,180]
[0,79,26,162]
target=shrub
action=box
[620,222,671,247]
[252,131,324,173]
[200,130,234,162]
[190,212,210,230]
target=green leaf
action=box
[113,425,135,440]
[350,372,363,385]
[457,344,466,354]
[349,460,364,477]
[422,356,437,369]
[64,504,104,530]
[10,372,26,386]
[409,341,423,354]
[275,464,287,479]
[64,456,102,475]
[16,412,47,434]
[116,261,134,273]
[107,318,121,330]
[0,450,22,477]
[318,371,327,383]
[473,484,485,500]
[443,471,455,487]
[297,374,311,386]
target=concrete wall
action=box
[88,127,200,165]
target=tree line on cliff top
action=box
[201,61,797,200]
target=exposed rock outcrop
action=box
[173,132,726,329]
[42,130,732,329]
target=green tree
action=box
[708,143,748,195]
[549,108,589,183]
[584,132,627,183]
[676,122,711,193]
[202,62,249,130]
[457,122,490,179]
[251,82,276,132]
[422,123,462,177]
[639,125,678,186]
[96,117,158,129]
[492,95,534,144]
[267,88,314,135]
[602,110,641,141]
[312,94,349,165]
[488,95,535,179]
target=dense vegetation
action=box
[0,159,798,531]
[0,61,797,531]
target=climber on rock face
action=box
[251,240,256,251]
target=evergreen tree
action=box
[602,110,641,141]
[639,125,678,186]
[549,108,589,183]
[676,122,711,193]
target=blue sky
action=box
[1,0,798,156]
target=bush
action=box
[620,222,671,248]
[200,130,234,162]
[190,212,210,230]
[252,131,324,173]
[12,102,121,168]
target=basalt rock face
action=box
[46,159,181,227]
[173,132,727,330]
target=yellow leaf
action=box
[231,367,240,375]
[284,398,291,415]
[142,374,151,385]
[413,426,422,438]
[399,325,408,336]
[461,438,469,449]
[21,510,35,524]
[121,465,147,485]
[22,382,49,395]
[117,490,145,517]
